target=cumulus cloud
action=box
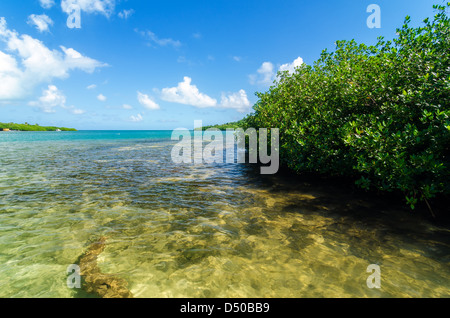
[86,84,96,89]
[136,29,181,48]
[39,0,55,9]
[29,85,65,113]
[97,93,106,101]
[118,9,134,19]
[60,46,105,73]
[220,89,251,113]
[122,104,133,110]
[137,91,160,110]
[250,57,304,86]
[29,84,85,114]
[0,17,106,100]
[159,77,251,112]
[61,0,116,17]
[279,57,303,75]
[249,61,275,86]
[0,50,24,99]
[161,77,217,108]
[129,113,143,122]
[27,14,53,33]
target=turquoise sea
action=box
[0,130,449,297]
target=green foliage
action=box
[0,122,77,131]
[198,119,247,131]
[245,4,450,209]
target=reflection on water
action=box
[0,136,449,298]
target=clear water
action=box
[0,131,449,298]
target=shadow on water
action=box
[239,164,450,263]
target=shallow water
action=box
[0,131,449,298]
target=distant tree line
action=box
[0,122,77,131]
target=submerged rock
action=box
[77,236,133,298]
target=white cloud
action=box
[97,93,106,101]
[27,14,53,33]
[136,29,181,48]
[233,56,242,62]
[86,84,96,89]
[161,77,217,108]
[60,46,105,73]
[0,17,106,100]
[122,104,133,109]
[129,113,143,122]
[61,0,116,17]
[29,85,65,113]
[39,0,55,9]
[258,62,275,85]
[0,50,20,74]
[28,84,85,115]
[68,107,85,115]
[249,61,275,86]
[0,50,24,99]
[137,92,160,110]
[118,9,134,19]
[279,57,303,75]
[250,57,304,86]
[220,89,251,113]
[159,77,250,112]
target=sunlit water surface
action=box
[0,131,449,298]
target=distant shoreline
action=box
[194,120,246,131]
[0,122,77,132]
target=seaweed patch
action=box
[77,236,133,298]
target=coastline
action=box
[0,122,77,132]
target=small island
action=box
[0,122,77,132]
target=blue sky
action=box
[0,0,439,130]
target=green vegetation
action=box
[0,122,77,131]
[197,119,246,131]
[244,4,450,212]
